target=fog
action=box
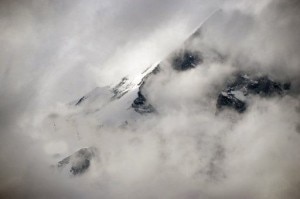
[0,0,300,199]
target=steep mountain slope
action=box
[57,9,292,176]
[67,10,226,127]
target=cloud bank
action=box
[0,0,299,198]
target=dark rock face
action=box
[245,76,284,96]
[217,74,290,113]
[75,96,86,106]
[112,77,129,99]
[132,91,155,114]
[217,92,247,113]
[172,51,202,71]
[132,65,159,114]
[58,147,96,175]
[150,64,161,75]
[70,159,90,175]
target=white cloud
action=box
[0,0,299,198]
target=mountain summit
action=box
[57,9,291,176]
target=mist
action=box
[0,0,300,199]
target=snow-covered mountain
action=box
[65,11,225,126]
[57,9,292,176]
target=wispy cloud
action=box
[0,0,299,198]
